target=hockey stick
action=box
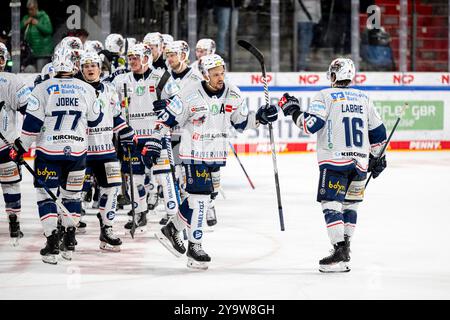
[229,142,255,189]
[0,131,76,225]
[123,83,137,238]
[237,40,285,231]
[365,103,408,188]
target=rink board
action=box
[17,72,450,157]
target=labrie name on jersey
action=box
[298,87,386,173]
[112,68,180,143]
[157,80,258,165]
[86,82,128,159]
[21,78,100,160]
[0,72,31,151]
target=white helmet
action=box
[126,37,137,49]
[127,43,153,67]
[161,34,174,47]
[199,54,225,76]
[40,62,55,78]
[165,40,190,63]
[52,47,75,73]
[143,32,163,55]
[84,40,104,54]
[60,36,84,55]
[196,39,216,55]
[0,43,9,68]
[105,33,125,54]
[327,58,355,84]
[80,51,102,68]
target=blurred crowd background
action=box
[1,0,448,73]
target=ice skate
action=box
[9,214,23,247]
[187,241,211,270]
[117,193,131,209]
[147,191,159,211]
[60,226,76,261]
[40,230,59,265]
[76,219,87,234]
[344,235,351,262]
[155,221,186,257]
[159,214,170,225]
[318,242,350,273]
[99,225,122,252]
[124,211,148,233]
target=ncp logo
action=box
[354,74,367,84]
[250,74,273,85]
[298,74,320,84]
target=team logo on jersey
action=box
[27,95,40,112]
[136,86,146,96]
[210,104,223,115]
[46,84,60,95]
[330,92,345,101]
[63,146,72,156]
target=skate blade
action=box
[154,231,183,258]
[99,242,121,252]
[42,255,58,265]
[187,258,209,270]
[76,228,87,235]
[10,237,21,247]
[319,262,350,273]
[60,250,73,261]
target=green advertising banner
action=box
[373,101,444,131]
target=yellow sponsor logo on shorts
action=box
[37,168,57,181]
[196,169,210,181]
[328,180,346,195]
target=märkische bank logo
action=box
[47,84,60,95]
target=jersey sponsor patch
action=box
[167,95,183,115]
[330,92,345,101]
[27,95,40,112]
[46,84,60,95]
[0,162,21,183]
[66,169,86,191]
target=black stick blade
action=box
[237,40,265,66]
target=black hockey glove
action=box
[119,126,136,153]
[153,99,169,116]
[278,93,301,117]
[256,104,278,125]
[368,154,387,179]
[9,138,27,164]
[141,133,162,168]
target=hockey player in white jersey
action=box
[143,32,167,70]
[80,51,135,251]
[102,33,127,75]
[0,43,31,246]
[10,47,100,264]
[278,58,387,273]
[157,40,203,225]
[190,39,216,77]
[112,43,180,232]
[148,54,278,269]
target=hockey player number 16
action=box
[342,117,363,147]
[51,111,82,130]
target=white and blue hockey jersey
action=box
[86,82,129,160]
[112,67,180,145]
[294,87,387,172]
[0,72,30,152]
[156,80,259,165]
[21,77,100,161]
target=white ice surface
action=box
[0,152,449,300]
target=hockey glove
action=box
[278,93,301,117]
[368,154,387,179]
[9,138,27,164]
[153,99,169,116]
[141,132,162,168]
[119,126,136,153]
[256,104,278,125]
